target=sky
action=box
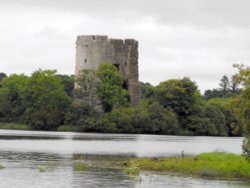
[1,0,250,93]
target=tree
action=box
[219,75,230,95]
[230,75,240,95]
[233,64,250,160]
[56,74,75,96]
[204,89,224,99]
[74,69,103,116]
[0,73,7,83]
[0,74,29,122]
[147,102,179,135]
[140,82,156,100]
[207,97,242,136]
[23,70,71,130]
[205,104,227,136]
[97,63,129,112]
[204,75,240,99]
[156,77,201,128]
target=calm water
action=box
[0,129,248,188]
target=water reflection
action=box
[73,167,136,188]
[0,129,247,188]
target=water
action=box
[0,129,248,188]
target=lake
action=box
[0,129,248,188]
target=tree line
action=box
[0,63,246,137]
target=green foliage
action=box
[204,104,227,136]
[204,75,240,99]
[101,102,179,134]
[97,63,129,112]
[147,102,179,134]
[206,97,242,136]
[56,74,75,96]
[156,78,199,117]
[0,74,29,122]
[233,64,250,160]
[0,70,71,130]
[122,152,250,180]
[140,82,156,100]
[57,124,80,132]
[23,70,71,130]
[78,115,113,133]
[0,73,7,84]
[220,102,242,136]
[156,77,203,132]
[77,101,179,135]
[74,69,103,116]
[0,66,243,138]
[0,123,31,130]
[207,97,231,106]
[219,75,230,94]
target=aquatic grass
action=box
[38,165,46,172]
[0,164,5,169]
[38,164,57,172]
[73,160,88,171]
[121,152,250,181]
[124,162,140,176]
[0,123,31,130]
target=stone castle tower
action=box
[75,35,140,105]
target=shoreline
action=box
[0,123,243,138]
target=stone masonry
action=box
[75,35,140,105]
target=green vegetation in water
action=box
[38,165,46,172]
[73,160,88,171]
[0,123,31,130]
[37,164,57,172]
[120,152,250,181]
[123,162,140,176]
[0,164,5,169]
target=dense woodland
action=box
[0,64,249,138]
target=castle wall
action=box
[75,35,140,105]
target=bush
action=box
[89,102,180,134]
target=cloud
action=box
[3,0,250,27]
[1,0,250,93]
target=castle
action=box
[75,35,140,105]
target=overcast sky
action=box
[1,0,250,92]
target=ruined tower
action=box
[75,35,140,105]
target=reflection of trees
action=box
[72,134,138,141]
[0,151,65,162]
[72,154,136,188]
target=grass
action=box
[0,123,31,130]
[119,152,250,181]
